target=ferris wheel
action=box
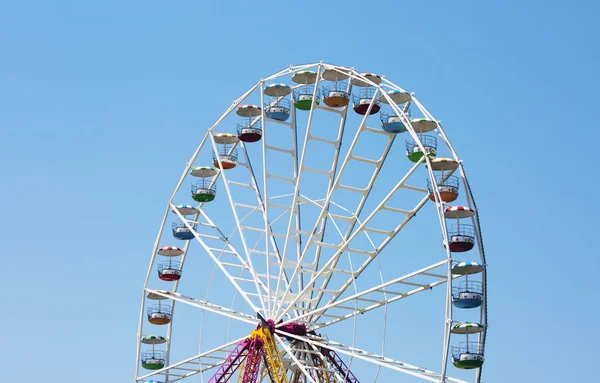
[135,62,489,383]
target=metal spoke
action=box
[280,332,468,383]
[144,288,257,325]
[171,205,264,314]
[274,334,317,383]
[137,336,247,382]
[277,259,455,330]
[275,154,429,322]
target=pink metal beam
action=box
[241,338,264,383]
[322,347,360,383]
[208,338,251,383]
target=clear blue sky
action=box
[1,1,599,382]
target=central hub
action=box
[256,313,307,340]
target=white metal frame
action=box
[135,62,488,383]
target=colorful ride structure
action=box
[205,317,361,383]
[136,62,489,383]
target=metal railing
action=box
[352,87,378,105]
[293,84,321,101]
[380,107,411,124]
[452,281,483,298]
[265,98,291,115]
[147,305,172,316]
[158,261,182,273]
[236,119,262,135]
[427,175,459,191]
[141,350,166,361]
[172,220,197,232]
[213,145,239,162]
[322,80,349,98]
[451,342,484,358]
[191,179,217,192]
[448,224,474,237]
[405,135,437,152]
